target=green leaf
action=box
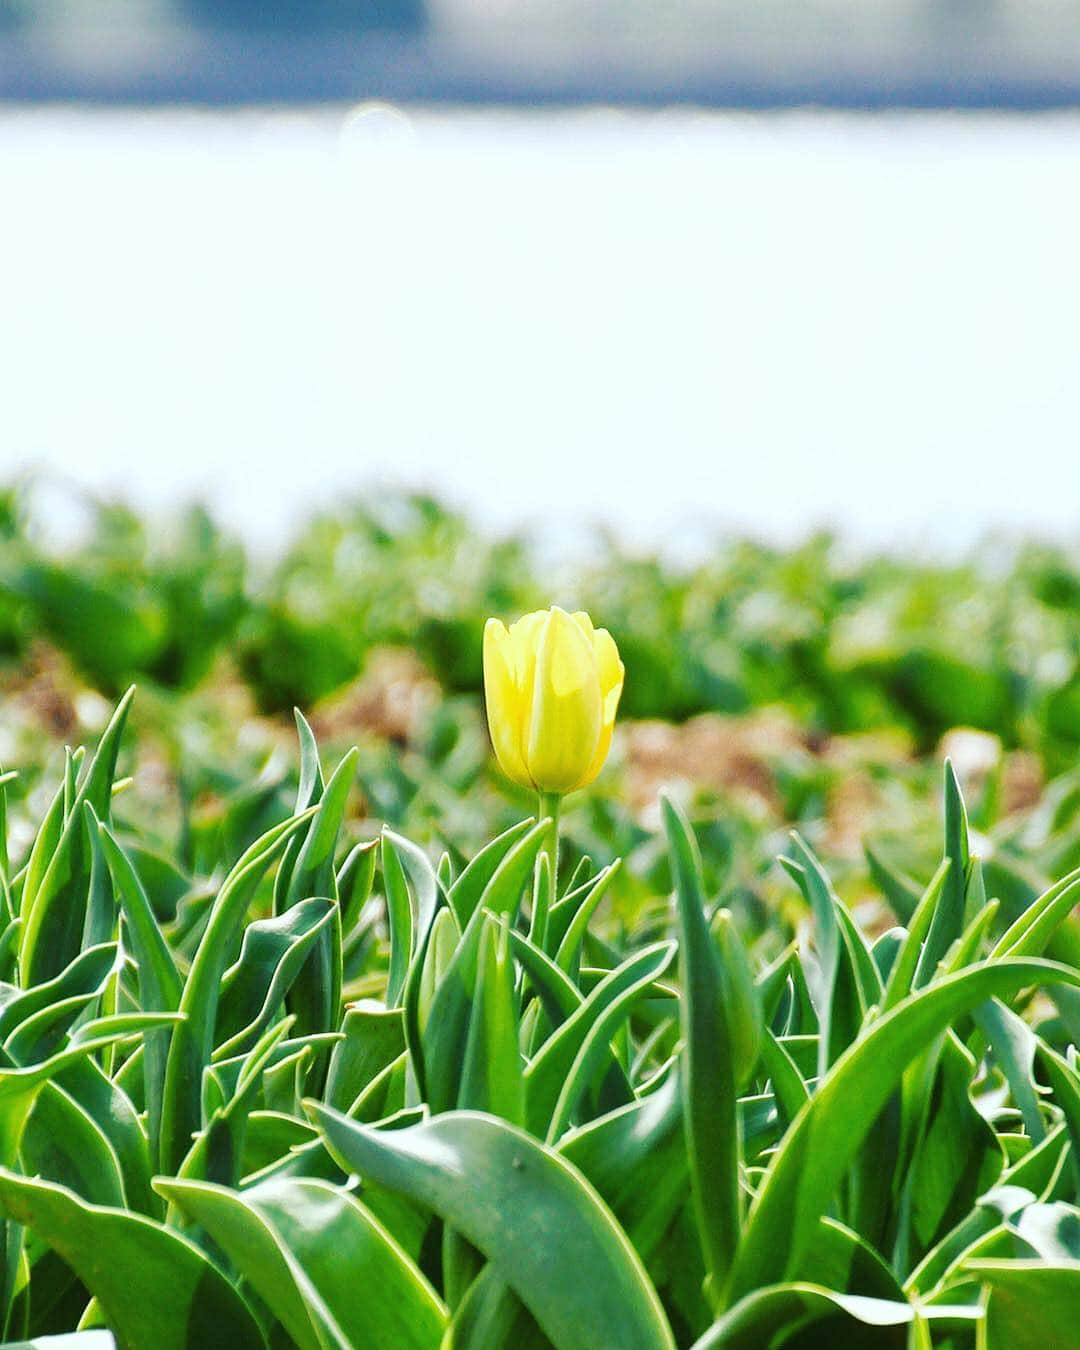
[444,1264,546,1350]
[447,819,536,930]
[880,861,950,1014]
[214,897,336,1058]
[381,831,415,1009]
[991,866,1080,961]
[661,791,739,1304]
[865,843,924,926]
[559,1068,688,1262]
[458,919,524,1125]
[95,818,181,1159]
[974,999,1046,1143]
[727,957,1080,1302]
[385,829,441,1102]
[759,1027,809,1129]
[159,809,316,1173]
[1034,1042,1080,1196]
[337,839,378,939]
[8,1335,115,1348]
[48,1056,156,1216]
[0,945,118,1053]
[914,759,971,988]
[709,909,762,1090]
[552,863,621,977]
[281,748,358,1050]
[524,941,673,1139]
[307,1104,676,1350]
[422,821,548,1114]
[692,1283,979,1350]
[21,1078,126,1209]
[900,1031,1003,1262]
[905,1183,1038,1299]
[0,1168,264,1350]
[177,1018,295,1192]
[157,1175,446,1350]
[783,833,864,1075]
[968,1261,1080,1350]
[324,1002,405,1113]
[543,943,675,1144]
[19,690,134,986]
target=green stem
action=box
[532,791,561,955]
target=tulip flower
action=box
[483,607,624,797]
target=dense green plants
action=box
[0,689,1077,1347]
[1,483,1076,762]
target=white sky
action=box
[1,105,1078,556]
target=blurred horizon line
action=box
[7,27,1080,110]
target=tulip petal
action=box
[526,608,603,794]
[506,610,548,766]
[592,627,625,725]
[483,619,533,789]
[576,626,625,789]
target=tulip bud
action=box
[483,607,624,795]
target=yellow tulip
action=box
[483,607,625,795]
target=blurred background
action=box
[0,1,1077,891]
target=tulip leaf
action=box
[19,691,133,986]
[559,1068,688,1262]
[727,957,1080,1302]
[881,860,951,1013]
[159,809,316,1172]
[458,919,524,1124]
[661,791,740,1304]
[281,747,357,1050]
[543,942,675,1143]
[914,759,971,988]
[157,1175,446,1350]
[214,897,337,1058]
[324,1003,405,1113]
[95,819,182,1159]
[991,865,1080,961]
[447,819,536,930]
[308,1104,676,1350]
[692,1283,980,1350]
[524,941,673,1138]
[968,1261,1080,1350]
[0,1169,264,1350]
[422,821,548,1114]
[782,832,865,1075]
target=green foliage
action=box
[0,692,1078,1346]
[1,484,1077,762]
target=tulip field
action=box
[0,491,1078,1348]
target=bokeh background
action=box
[0,1,1077,894]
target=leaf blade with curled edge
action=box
[544,942,675,1144]
[965,1262,1080,1350]
[727,957,1080,1303]
[991,866,1080,961]
[524,941,674,1138]
[0,1169,264,1350]
[307,1104,676,1350]
[881,860,951,1013]
[447,818,536,929]
[159,808,317,1174]
[691,1283,980,1350]
[422,820,548,1115]
[159,1175,447,1350]
[282,748,358,1056]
